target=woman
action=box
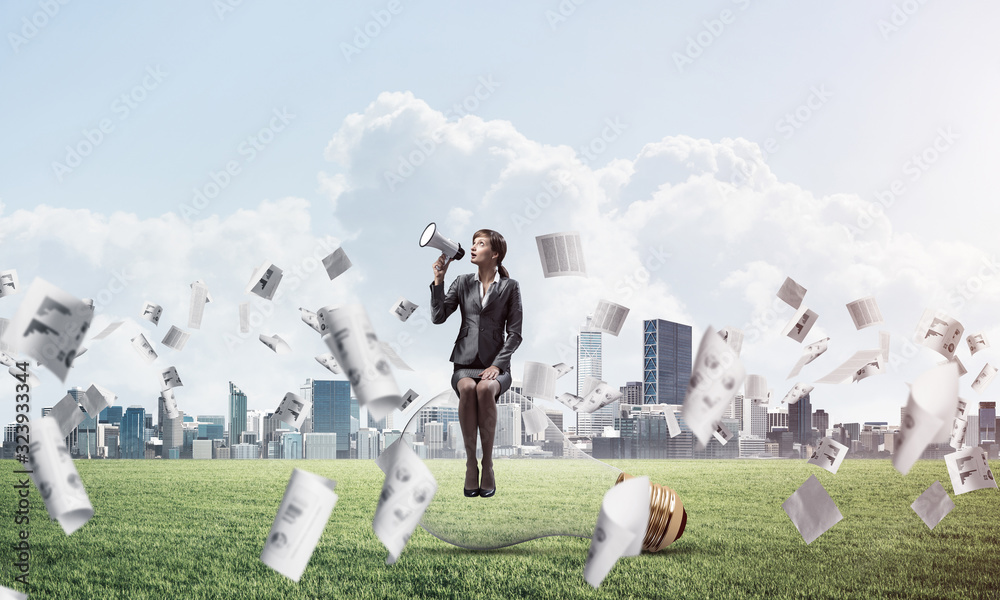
[430,229,522,498]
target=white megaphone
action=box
[419,222,465,262]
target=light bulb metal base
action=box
[616,472,687,552]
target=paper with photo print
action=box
[712,420,734,445]
[584,475,650,588]
[160,390,179,420]
[682,326,746,449]
[0,269,19,298]
[274,392,311,430]
[390,297,418,322]
[808,437,848,474]
[893,362,959,475]
[259,333,292,355]
[967,333,989,356]
[315,353,341,374]
[971,363,997,393]
[782,383,813,405]
[159,366,183,391]
[945,447,997,495]
[373,440,437,565]
[131,333,158,363]
[140,301,162,326]
[949,416,968,450]
[399,389,419,411]
[913,309,964,360]
[29,416,94,535]
[782,305,818,343]
[246,261,283,301]
[260,468,338,582]
[553,362,574,379]
[787,337,829,379]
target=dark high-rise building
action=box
[229,382,248,446]
[311,380,353,459]
[99,405,123,425]
[788,393,813,445]
[812,409,830,435]
[121,406,146,459]
[980,402,996,444]
[619,381,642,407]
[642,319,692,405]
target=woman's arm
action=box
[491,280,523,374]
[430,277,461,324]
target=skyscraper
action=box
[228,382,248,446]
[577,316,602,396]
[642,319,692,405]
[788,393,813,445]
[812,409,830,436]
[619,381,642,407]
[311,379,353,459]
[99,405,123,425]
[980,402,996,444]
[121,406,146,459]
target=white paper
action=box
[315,353,341,374]
[318,304,402,421]
[947,355,968,377]
[892,362,959,475]
[240,302,250,334]
[0,318,10,354]
[260,469,338,582]
[161,326,190,351]
[399,388,419,411]
[787,337,830,379]
[944,447,997,495]
[0,269,20,298]
[90,320,124,341]
[584,476,650,588]
[911,481,954,530]
[719,326,744,356]
[1,278,93,382]
[522,361,558,400]
[322,247,353,280]
[665,409,681,438]
[553,362,574,379]
[379,341,414,372]
[188,280,209,329]
[140,301,163,326]
[949,416,968,450]
[274,392,311,430]
[879,330,891,361]
[712,420,734,445]
[782,475,842,544]
[815,349,882,384]
[130,333,158,364]
[913,309,964,360]
[0,584,27,600]
[782,383,814,405]
[159,366,183,391]
[745,374,768,402]
[852,353,885,383]
[390,297,418,322]
[81,383,115,417]
[259,333,292,355]
[967,333,989,356]
[807,437,848,474]
[846,296,883,330]
[782,305,818,343]
[557,380,622,414]
[536,231,587,278]
[590,300,629,337]
[971,363,997,393]
[682,326,746,449]
[522,406,549,436]
[246,261,283,301]
[50,393,85,438]
[776,277,806,309]
[160,389,179,420]
[373,440,437,565]
[29,416,94,535]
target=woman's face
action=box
[470,236,496,267]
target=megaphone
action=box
[419,222,465,261]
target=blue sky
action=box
[2,0,1000,431]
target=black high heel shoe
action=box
[479,487,495,498]
[464,487,481,497]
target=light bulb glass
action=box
[398,391,685,550]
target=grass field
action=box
[1,458,998,600]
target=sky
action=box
[2,0,1000,432]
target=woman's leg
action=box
[476,379,500,491]
[457,377,480,490]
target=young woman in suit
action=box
[430,229,523,498]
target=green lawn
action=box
[1,459,997,599]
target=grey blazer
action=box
[430,273,523,374]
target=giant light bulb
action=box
[397,391,686,551]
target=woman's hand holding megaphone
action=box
[432,253,451,286]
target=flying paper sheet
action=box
[399,389,419,411]
[522,406,549,436]
[712,421,734,445]
[1,278,92,382]
[161,325,190,351]
[945,355,967,377]
[782,383,814,405]
[807,437,848,474]
[745,374,768,402]
[911,481,954,530]
[776,276,806,309]
[299,308,323,334]
[0,269,19,298]
[591,300,629,337]
[259,333,292,355]
[188,280,209,329]
[944,447,997,495]
[553,362,574,379]
[239,302,250,334]
[160,390,179,420]
[665,409,681,438]
[275,392,311,430]
[967,333,989,356]
[913,309,964,360]
[846,296,883,330]
[390,297,418,322]
[580,375,601,398]
[815,349,882,385]
[140,301,163,325]
[379,341,414,371]
[81,383,115,417]
[556,380,623,413]
[322,247,352,280]
[971,364,997,393]
[782,475,842,544]
[584,475,650,588]
[130,333,158,364]
[246,261,283,301]
[522,361,558,400]
[315,353,341,374]
[852,353,885,383]
[0,584,27,600]
[879,330,891,359]
[719,326,744,356]
[949,416,968,451]
[893,362,959,475]
[159,366,183,391]
[260,468,338,582]
[29,416,94,535]
[373,440,437,565]
[50,393,86,437]
[682,326,746,449]
[318,304,402,421]
[782,306,818,343]
[536,231,587,278]
[90,320,124,341]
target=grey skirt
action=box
[451,368,512,401]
